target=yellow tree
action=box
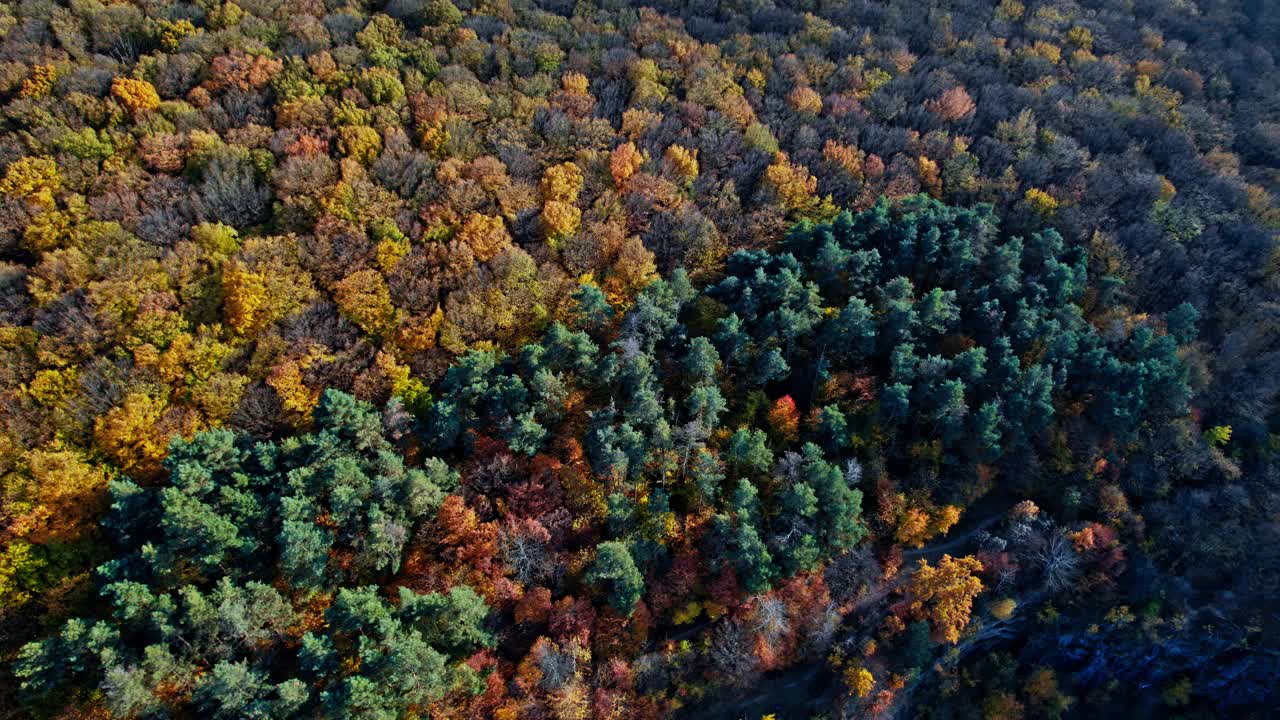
[540,161,584,203]
[908,554,984,643]
[221,259,269,335]
[220,237,316,336]
[455,212,511,264]
[93,392,175,479]
[5,446,112,545]
[333,269,397,337]
[762,152,818,215]
[787,85,823,115]
[540,162,585,246]
[111,77,161,112]
[337,125,383,165]
[663,145,699,187]
[541,202,581,247]
[895,502,961,548]
[0,156,61,209]
[845,665,875,698]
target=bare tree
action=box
[1031,531,1080,593]
[750,596,790,643]
[501,519,554,586]
[708,620,761,688]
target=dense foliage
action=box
[16,390,491,718]
[0,0,1277,717]
[10,196,1211,718]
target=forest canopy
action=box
[10,195,1208,718]
[0,0,1277,717]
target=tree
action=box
[684,336,720,385]
[1165,302,1199,344]
[93,392,174,480]
[664,145,699,186]
[845,665,875,698]
[17,391,482,716]
[788,86,823,115]
[0,0,1243,713]
[689,446,725,505]
[907,554,985,643]
[111,77,160,112]
[0,156,60,209]
[194,661,274,719]
[799,443,866,550]
[610,142,645,187]
[762,153,818,215]
[571,282,614,336]
[812,406,850,453]
[715,509,776,595]
[586,542,644,615]
[925,86,976,121]
[726,428,772,477]
[334,269,397,337]
[767,395,800,441]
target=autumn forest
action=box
[0,0,1277,718]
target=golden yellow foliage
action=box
[375,236,410,272]
[990,597,1017,620]
[845,665,875,698]
[333,269,397,337]
[337,125,383,165]
[895,502,961,547]
[541,200,582,246]
[931,504,962,536]
[456,212,511,263]
[153,18,196,51]
[1066,26,1094,52]
[5,446,112,545]
[540,161,584,204]
[111,77,161,112]
[396,306,445,353]
[996,0,1025,21]
[672,601,702,625]
[220,238,316,336]
[664,144,699,186]
[1024,187,1059,216]
[919,156,942,196]
[93,392,172,479]
[1,156,61,209]
[221,259,269,335]
[21,64,56,98]
[1024,667,1074,716]
[26,367,78,406]
[268,359,320,416]
[1031,41,1062,64]
[823,140,864,178]
[763,152,818,214]
[620,108,663,139]
[895,507,931,547]
[551,681,591,720]
[909,554,985,643]
[189,372,250,423]
[561,71,590,95]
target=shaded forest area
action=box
[0,0,1277,718]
